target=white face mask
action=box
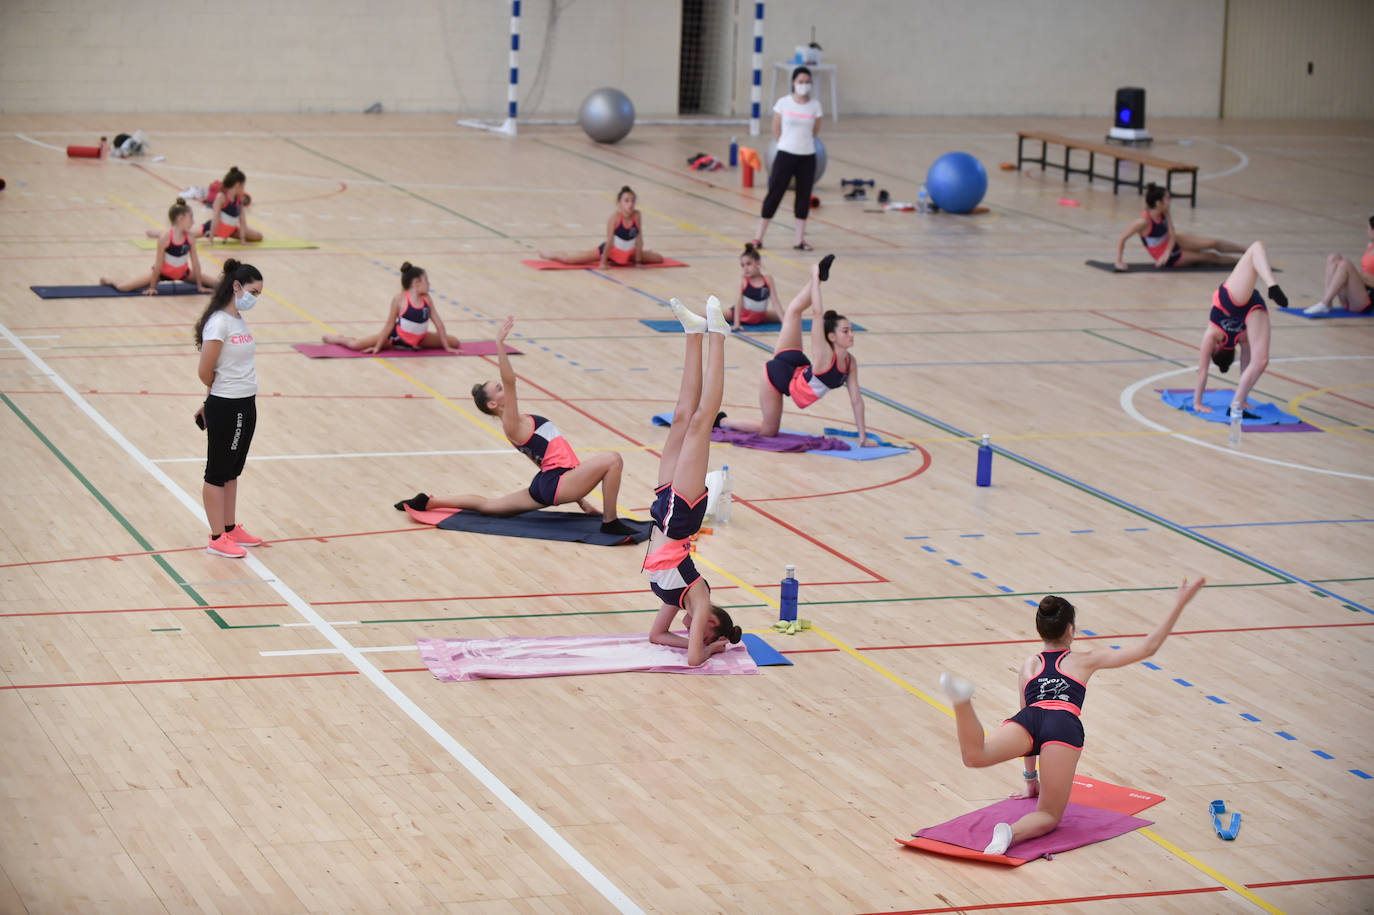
[236,290,258,311]
[794,82,811,96]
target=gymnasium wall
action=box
[1222,0,1374,118]
[2,0,1369,119]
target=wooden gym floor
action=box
[0,114,1371,914]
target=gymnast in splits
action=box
[321,261,459,353]
[394,316,636,536]
[645,295,742,666]
[719,255,876,445]
[938,575,1206,855]
[1113,184,1245,271]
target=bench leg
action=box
[1191,170,1197,207]
[1137,161,1145,195]
[1040,140,1047,171]
[1087,150,1095,184]
[1063,146,1071,182]
[1112,158,1120,195]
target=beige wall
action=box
[727,0,1227,118]
[1223,0,1374,118]
[0,0,683,116]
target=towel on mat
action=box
[417,633,758,681]
[1159,389,1301,425]
[711,427,850,452]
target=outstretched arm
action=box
[1192,329,1215,411]
[144,234,170,295]
[1115,217,1146,269]
[844,358,872,445]
[494,316,524,440]
[600,213,615,269]
[370,296,402,354]
[430,309,457,353]
[1083,576,1206,673]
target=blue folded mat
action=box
[741,633,793,667]
[1159,389,1300,425]
[1276,305,1373,320]
[818,426,915,461]
[31,282,204,299]
[640,318,866,333]
[437,510,653,545]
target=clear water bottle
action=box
[1228,405,1242,446]
[779,564,798,622]
[976,433,993,486]
[917,184,929,214]
[716,464,733,523]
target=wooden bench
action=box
[1015,130,1199,207]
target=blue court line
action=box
[904,535,930,539]
[946,559,961,566]
[1187,518,1374,530]
[1080,629,1096,635]
[1277,731,1297,741]
[1313,750,1333,760]
[1070,529,1094,534]
[921,545,936,553]
[1206,695,1227,704]
[1241,713,1261,722]
[1173,678,1193,687]
[1014,531,1039,536]
[1024,599,1038,607]
[838,380,1374,614]
[1125,527,1148,532]
[1142,662,1161,670]
[960,533,985,538]
[971,572,988,580]
[997,585,1015,593]
[1352,769,1371,779]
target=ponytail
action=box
[194,259,262,348]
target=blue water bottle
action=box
[779,564,798,622]
[976,433,993,487]
[729,136,738,167]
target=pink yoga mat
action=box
[292,341,520,358]
[521,258,688,270]
[417,633,757,681]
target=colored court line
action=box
[0,392,209,608]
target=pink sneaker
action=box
[207,533,247,558]
[225,524,263,547]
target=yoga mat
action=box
[521,257,687,270]
[1085,259,1239,274]
[416,633,757,681]
[403,505,652,545]
[741,633,793,667]
[640,318,866,333]
[292,341,520,358]
[1159,389,1301,426]
[30,282,205,299]
[133,236,318,251]
[816,426,914,461]
[1276,305,1373,320]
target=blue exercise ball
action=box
[766,137,828,185]
[579,88,635,144]
[926,151,988,214]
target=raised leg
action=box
[1222,241,1278,303]
[670,325,726,503]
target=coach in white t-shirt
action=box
[192,259,267,559]
[752,66,822,252]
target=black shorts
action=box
[764,348,810,396]
[649,483,708,541]
[1006,706,1085,755]
[1163,245,1182,267]
[203,394,256,486]
[528,466,573,506]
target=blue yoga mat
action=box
[741,633,793,667]
[818,427,915,461]
[1159,389,1300,425]
[31,282,204,299]
[639,318,866,334]
[1276,305,1373,320]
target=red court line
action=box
[748,448,931,504]
[0,670,358,691]
[0,525,434,570]
[1090,310,1374,411]
[863,874,1373,915]
[737,497,887,582]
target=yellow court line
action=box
[1288,382,1374,442]
[1137,828,1285,914]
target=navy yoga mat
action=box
[31,282,204,299]
[406,506,653,545]
[639,318,866,333]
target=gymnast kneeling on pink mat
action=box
[937,575,1205,855]
[645,295,742,667]
[322,261,459,353]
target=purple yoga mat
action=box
[916,799,1153,860]
[709,427,850,452]
[292,341,519,358]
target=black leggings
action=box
[761,150,816,221]
[203,394,257,485]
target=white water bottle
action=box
[917,184,929,214]
[716,464,733,523]
[1228,404,1242,446]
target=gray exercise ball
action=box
[766,137,828,185]
[579,88,635,144]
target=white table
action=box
[769,61,839,123]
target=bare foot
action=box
[99,277,114,286]
[322,334,345,345]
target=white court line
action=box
[152,448,511,464]
[0,321,643,915]
[1195,140,1250,182]
[14,133,64,151]
[1120,356,1374,481]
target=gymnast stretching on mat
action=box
[1192,241,1288,418]
[103,197,212,294]
[321,261,458,353]
[537,185,664,268]
[394,316,637,536]
[645,294,742,667]
[1113,184,1245,271]
[201,166,262,244]
[719,255,876,445]
[1304,215,1374,315]
[724,243,783,330]
[938,575,1206,855]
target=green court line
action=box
[149,628,181,632]
[280,137,509,239]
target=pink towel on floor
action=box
[292,341,519,358]
[416,633,757,682]
[709,427,850,452]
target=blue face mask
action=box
[236,290,258,311]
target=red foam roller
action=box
[67,145,102,158]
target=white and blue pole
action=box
[457,0,520,136]
[749,2,764,136]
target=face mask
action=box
[794,83,811,96]
[236,291,258,311]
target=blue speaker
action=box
[1115,87,1146,130]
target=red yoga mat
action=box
[520,257,688,270]
[291,341,520,359]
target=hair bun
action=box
[174,196,186,206]
[823,309,839,320]
[728,625,742,644]
[222,258,241,272]
[401,261,413,271]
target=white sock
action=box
[669,297,706,335]
[983,822,1014,855]
[705,295,730,335]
